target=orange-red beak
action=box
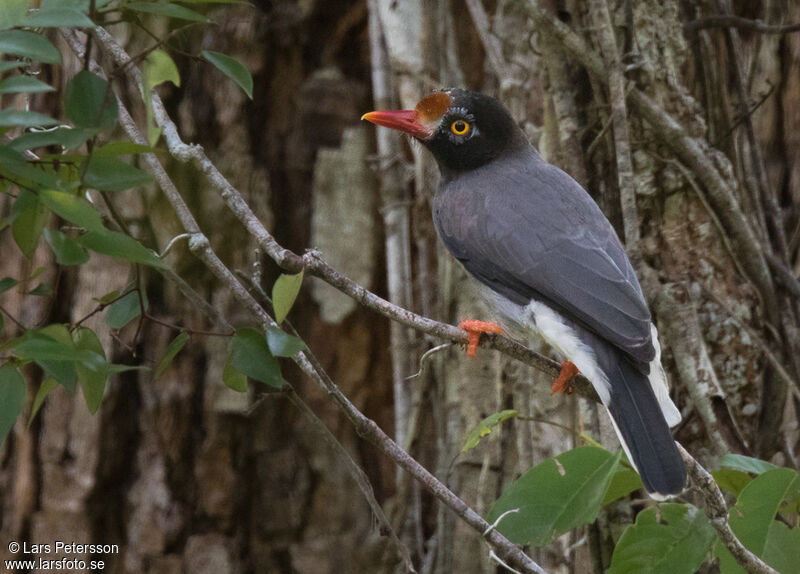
[361,109,432,139]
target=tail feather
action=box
[603,356,686,495]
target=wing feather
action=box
[434,152,654,367]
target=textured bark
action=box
[2,0,800,572]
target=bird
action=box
[362,89,686,496]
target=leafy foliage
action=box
[461,409,519,451]
[272,271,303,324]
[1,3,796,573]
[201,50,253,98]
[0,0,257,452]
[0,365,26,445]
[714,468,800,573]
[608,504,715,574]
[228,327,285,388]
[487,446,621,545]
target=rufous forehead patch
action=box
[414,91,451,123]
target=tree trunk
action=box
[1,0,799,572]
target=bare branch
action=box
[655,286,733,456]
[685,15,800,34]
[285,388,418,573]
[514,0,778,322]
[87,27,549,574]
[587,0,639,246]
[678,444,779,574]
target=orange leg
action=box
[551,360,579,395]
[458,319,504,357]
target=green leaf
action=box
[713,469,753,497]
[231,327,284,388]
[0,60,24,72]
[106,289,146,329]
[715,467,800,573]
[9,128,92,152]
[125,2,209,22]
[43,228,89,265]
[73,327,107,413]
[272,270,303,324]
[602,464,644,505]
[38,189,104,232]
[0,30,61,64]
[0,109,59,128]
[94,289,120,305]
[65,70,118,131]
[486,446,621,546]
[12,328,80,362]
[94,142,160,156]
[609,504,715,574]
[78,229,167,268]
[34,325,79,391]
[106,363,148,374]
[0,0,27,30]
[0,277,19,294]
[729,468,798,553]
[0,146,61,189]
[719,454,779,475]
[24,7,95,28]
[40,0,114,10]
[462,409,519,452]
[83,156,153,191]
[12,192,50,258]
[222,354,247,392]
[10,325,79,390]
[144,49,180,89]
[28,282,53,297]
[761,520,800,574]
[0,76,55,94]
[154,331,189,380]
[266,326,306,357]
[201,50,253,99]
[28,378,58,427]
[0,365,26,446]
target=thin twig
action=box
[285,388,418,573]
[514,0,778,324]
[587,0,639,246]
[685,15,800,34]
[86,28,549,574]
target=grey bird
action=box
[362,89,686,496]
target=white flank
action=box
[522,301,612,405]
[648,324,682,427]
[485,292,681,497]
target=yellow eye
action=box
[451,119,470,135]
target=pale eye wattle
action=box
[451,119,470,136]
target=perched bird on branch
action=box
[363,89,686,496]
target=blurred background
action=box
[1,0,800,572]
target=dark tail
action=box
[602,353,686,496]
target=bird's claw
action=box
[458,319,503,357]
[551,360,579,394]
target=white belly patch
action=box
[521,300,612,405]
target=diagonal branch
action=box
[514,0,778,324]
[82,27,549,574]
[685,15,800,34]
[587,0,639,246]
[87,24,778,574]
[678,444,779,574]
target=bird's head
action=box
[362,89,527,174]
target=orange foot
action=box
[552,360,580,395]
[458,319,503,357]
